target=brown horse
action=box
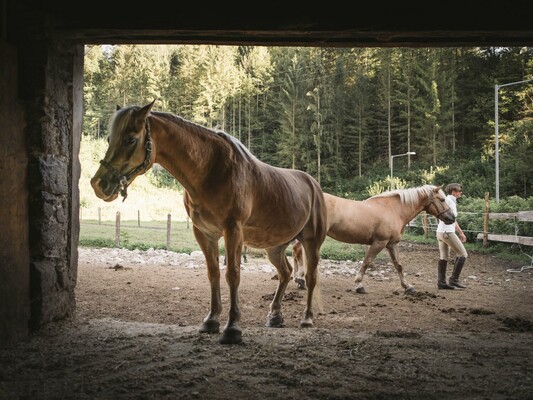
[292,185,455,294]
[90,101,327,344]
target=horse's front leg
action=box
[386,243,416,294]
[193,227,222,335]
[220,226,244,344]
[354,241,387,294]
[265,246,291,327]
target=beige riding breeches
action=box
[437,231,468,260]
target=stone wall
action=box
[21,37,83,330]
[1,4,82,344]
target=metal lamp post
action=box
[390,152,416,191]
[494,77,533,203]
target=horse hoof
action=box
[405,286,416,295]
[199,320,220,334]
[355,285,366,294]
[266,312,284,328]
[295,278,307,290]
[219,327,242,345]
[299,319,314,328]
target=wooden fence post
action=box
[115,211,121,247]
[166,213,171,250]
[483,192,489,247]
[98,207,101,225]
[423,211,428,239]
[138,210,140,227]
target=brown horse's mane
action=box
[371,185,439,205]
[152,111,211,137]
[154,111,257,163]
[112,107,256,163]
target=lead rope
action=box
[119,176,129,201]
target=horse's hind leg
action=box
[299,240,322,328]
[354,241,387,294]
[292,241,306,290]
[265,246,291,327]
[386,244,415,294]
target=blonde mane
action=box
[372,185,439,205]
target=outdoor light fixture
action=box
[390,152,416,191]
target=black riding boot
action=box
[438,259,455,290]
[449,256,467,289]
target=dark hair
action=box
[445,183,462,195]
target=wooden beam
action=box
[486,211,533,221]
[476,233,533,246]
[488,212,517,220]
[518,211,533,222]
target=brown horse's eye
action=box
[126,136,137,145]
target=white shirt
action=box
[437,195,457,233]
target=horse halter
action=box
[425,194,450,220]
[99,119,152,201]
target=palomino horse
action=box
[292,185,455,294]
[90,101,327,344]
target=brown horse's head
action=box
[426,186,455,225]
[90,100,155,202]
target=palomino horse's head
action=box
[425,186,455,225]
[90,101,155,202]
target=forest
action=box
[83,45,533,199]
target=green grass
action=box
[80,219,371,260]
[80,220,199,253]
[80,220,531,263]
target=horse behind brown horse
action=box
[292,185,455,294]
[90,101,327,344]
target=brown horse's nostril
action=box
[90,175,119,201]
[91,175,110,194]
[93,177,110,193]
[90,177,99,190]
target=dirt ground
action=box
[1,242,533,400]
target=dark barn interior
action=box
[2,0,533,347]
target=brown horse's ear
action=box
[116,104,121,111]
[139,100,156,120]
